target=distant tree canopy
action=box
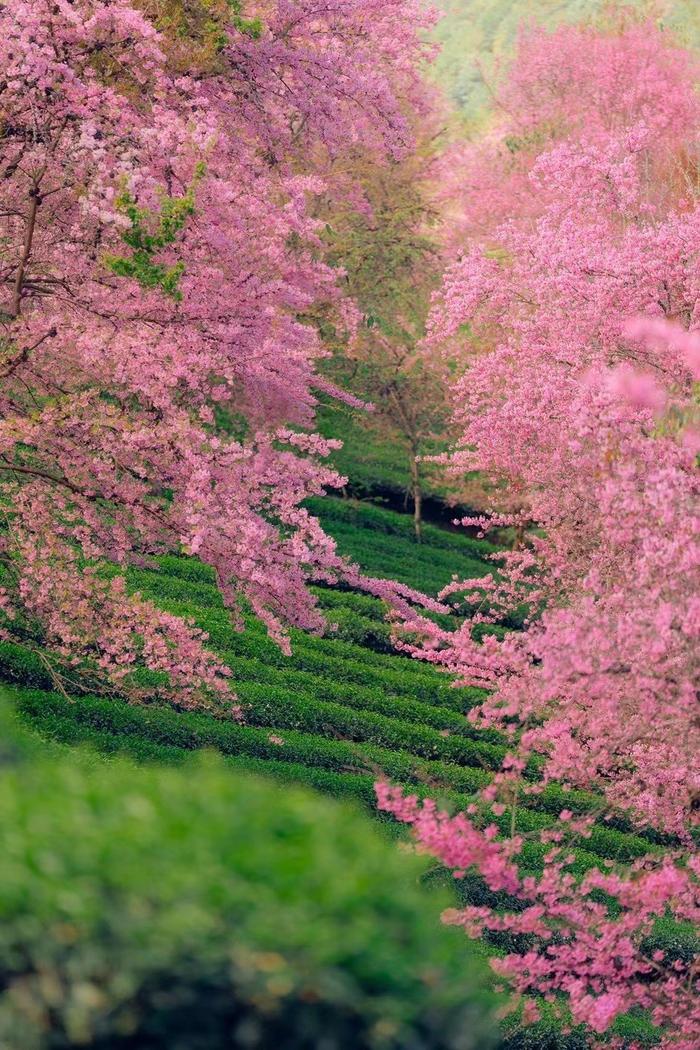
[313,128,460,537]
[431,0,700,120]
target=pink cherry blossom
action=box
[386,18,700,1047]
[0,0,436,703]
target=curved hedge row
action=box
[154,600,477,708]
[14,688,661,867]
[5,496,684,1050]
[0,706,500,1050]
[304,496,499,560]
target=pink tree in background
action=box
[382,19,700,1046]
[0,0,437,705]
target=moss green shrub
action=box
[0,711,499,1050]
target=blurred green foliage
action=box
[0,701,498,1050]
[432,1,700,120]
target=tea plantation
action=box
[3,497,694,1048]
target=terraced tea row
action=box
[7,497,694,1050]
[13,687,660,869]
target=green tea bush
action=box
[315,522,490,594]
[304,496,498,560]
[0,615,480,714]
[125,566,225,608]
[226,657,494,739]
[324,606,395,653]
[0,712,499,1050]
[16,690,658,868]
[230,680,506,769]
[15,687,491,798]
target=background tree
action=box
[314,122,459,539]
[430,0,700,122]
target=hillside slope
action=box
[4,495,690,1048]
[431,0,700,119]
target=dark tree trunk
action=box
[409,454,422,542]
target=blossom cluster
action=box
[386,19,700,1047]
[0,0,434,701]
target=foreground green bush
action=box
[0,714,498,1050]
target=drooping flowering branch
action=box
[377,783,700,1048]
[0,0,436,703]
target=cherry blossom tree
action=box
[0,0,437,705]
[381,18,700,1047]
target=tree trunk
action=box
[409,454,422,542]
[10,186,40,318]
